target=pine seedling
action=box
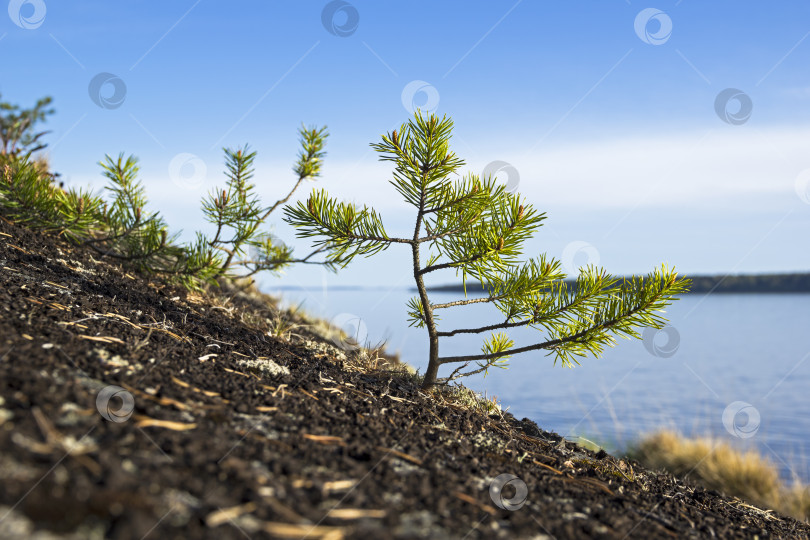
[0,96,337,290]
[0,94,54,159]
[1,94,60,184]
[0,152,184,278]
[87,153,182,271]
[284,111,690,390]
[192,125,337,282]
[0,156,98,238]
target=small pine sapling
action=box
[88,154,181,271]
[0,108,336,291]
[284,111,690,389]
[189,125,336,283]
[0,94,54,159]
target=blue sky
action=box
[2,1,810,287]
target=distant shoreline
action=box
[272,273,810,294]
[424,272,810,294]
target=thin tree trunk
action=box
[412,196,440,389]
[413,238,440,389]
[421,333,440,389]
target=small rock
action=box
[236,358,290,378]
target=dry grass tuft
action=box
[630,430,810,521]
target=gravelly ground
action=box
[1,216,808,539]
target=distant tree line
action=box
[685,273,810,293]
[428,273,810,295]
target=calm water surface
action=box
[267,285,810,482]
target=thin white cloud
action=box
[482,126,810,209]
[231,125,810,212]
[783,86,810,99]
[71,126,810,243]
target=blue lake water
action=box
[266,285,810,483]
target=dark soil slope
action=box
[1,216,808,539]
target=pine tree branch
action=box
[238,246,336,279]
[437,362,470,385]
[437,286,671,365]
[437,317,529,337]
[436,361,493,383]
[259,126,327,223]
[417,225,471,243]
[435,283,603,337]
[344,232,412,244]
[432,293,509,310]
[85,238,167,262]
[422,188,479,215]
[419,253,485,275]
[437,322,597,365]
[262,171,308,222]
[81,217,144,246]
[240,255,332,274]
